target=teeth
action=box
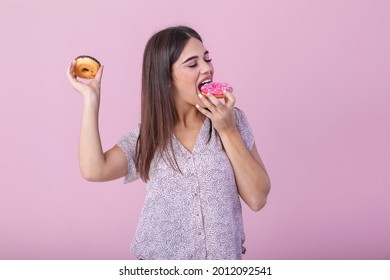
[198,79,212,91]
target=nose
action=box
[200,60,213,75]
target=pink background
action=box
[1,0,389,259]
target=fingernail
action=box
[198,93,203,98]
[196,104,200,109]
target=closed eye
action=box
[189,58,212,68]
[183,51,212,67]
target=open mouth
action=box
[198,79,212,92]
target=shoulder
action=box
[119,124,140,140]
[233,107,255,151]
[233,107,249,123]
[117,124,140,150]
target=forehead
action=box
[179,38,206,61]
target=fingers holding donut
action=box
[93,63,104,83]
[199,93,225,113]
[73,55,101,79]
[66,56,103,97]
[196,81,238,134]
[196,93,237,134]
[223,90,236,110]
[66,60,85,93]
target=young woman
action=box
[66,26,270,260]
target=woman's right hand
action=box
[66,60,104,103]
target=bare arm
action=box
[196,92,271,211]
[66,60,127,182]
[219,133,271,211]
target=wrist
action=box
[218,126,240,140]
[83,94,100,108]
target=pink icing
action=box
[200,82,233,96]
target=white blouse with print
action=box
[117,108,255,260]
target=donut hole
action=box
[82,68,90,73]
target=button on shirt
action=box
[117,108,255,260]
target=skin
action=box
[66,37,270,211]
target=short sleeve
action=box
[234,107,255,151]
[116,125,140,183]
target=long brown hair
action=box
[136,26,203,181]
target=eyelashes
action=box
[189,58,213,68]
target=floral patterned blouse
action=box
[117,108,255,259]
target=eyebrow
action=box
[182,51,209,64]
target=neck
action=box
[175,105,205,129]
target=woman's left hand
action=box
[196,91,237,135]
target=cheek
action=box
[183,71,198,83]
[173,71,192,86]
[172,68,199,95]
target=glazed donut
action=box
[74,55,101,79]
[200,82,233,98]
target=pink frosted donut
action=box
[200,82,233,98]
